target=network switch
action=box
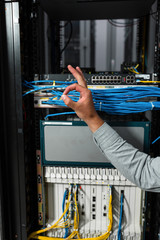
[34,73,158,86]
[31,73,159,109]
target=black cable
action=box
[108,19,139,28]
[60,21,70,28]
[60,21,72,55]
[149,10,159,17]
[108,11,158,27]
[151,10,158,21]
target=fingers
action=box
[76,66,83,75]
[68,65,87,88]
[61,94,77,110]
[76,66,87,88]
[62,66,88,110]
[63,83,85,95]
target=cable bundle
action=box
[23,80,160,115]
[43,86,160,115]
[27,185,113,240]
[23,80,76,97]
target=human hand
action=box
[62,65,104,132]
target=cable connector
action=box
[150,102,155,110]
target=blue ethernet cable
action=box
[23,80,77,96]
[62,189,69,238]
[44,112,76,120]
[118,192,124,240]
[23,80,160,115]
[152,136,160,144]
[28,80,77,85]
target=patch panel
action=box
[41,167,145,240]
[34,96,64,108]
[44,166,130,185]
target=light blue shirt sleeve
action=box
[93,122,160,192]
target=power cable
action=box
[60,21,73,55]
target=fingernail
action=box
[62,95,66,100]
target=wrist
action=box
[84,114,104,133]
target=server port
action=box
[126,80,130,84]
[93,196,96,202]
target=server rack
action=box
[1,2,27,240]
[1,0,160,240]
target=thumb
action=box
[62,95,77,110]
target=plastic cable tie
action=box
[150,102,155,110]
[99,102,102,111]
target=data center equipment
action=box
[40,0,156,20]
[40,121,150,166]
[22,73,160,114]
[29,120,151,240]
[1,0,160,239]
[33,73,158,85]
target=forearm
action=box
[84,114,104,133]
[93,122,160,192]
